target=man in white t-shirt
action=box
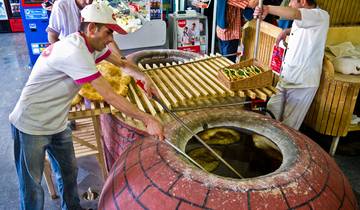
[9,2,163,209]
[254,0,329,130]
[46,0,123,57]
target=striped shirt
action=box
[216,0,249,41]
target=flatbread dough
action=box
[199,127,240,145]
[71,94,83,106]
[188,147,222,172]
[79,61,132,101]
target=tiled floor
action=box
[0,32,358,209]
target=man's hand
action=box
[248,0,259,9]
[254,5,269,20]
[105,53,161,99]
[143,115,164,141]
[276,29,289,46]
[142,76,160,99]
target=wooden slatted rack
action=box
[68,54,277,123]
[129,54,275,117]
[68,100,112,120]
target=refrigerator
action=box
[168,12,208,54]
[0,0,23,32]
[7,0,22,32]
[0,0,10,32]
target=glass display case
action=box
[108,0,167,53]
[108,0,162,33]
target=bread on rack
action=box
[71,94,83,106]
[79,61,132,101]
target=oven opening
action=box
[185,126,283,178]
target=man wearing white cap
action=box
[9,2,163,210]
[46,0,123,58]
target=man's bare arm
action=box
[107,41,123,58]
[255,6,302,21]
[90,76,164,140]
[47,30,60,44]
[105,52,144,80]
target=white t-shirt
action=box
[46,0,81,40]
[9,32,111,135]
[280,8,329,88]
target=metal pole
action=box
[253,0,263,59]
[153,96,244,179]
[164,139,207,171]
[175,0,179,12]
[172,100,252,112]
[180,0,184,11]
[211,0,217,54]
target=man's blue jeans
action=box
[11,124,81,210]
[219,39,240,63]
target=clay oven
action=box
[99,109,358,210]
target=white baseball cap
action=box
[81,2,127,35]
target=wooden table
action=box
[304,58,360,156]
